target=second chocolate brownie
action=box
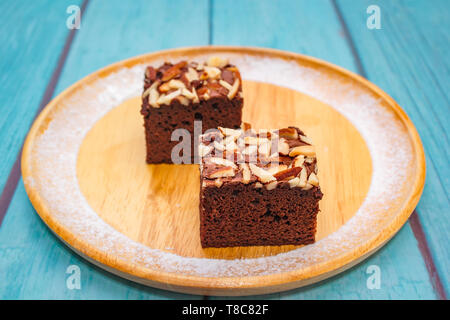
[140,57,243,164]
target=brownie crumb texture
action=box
[199,125,323,248]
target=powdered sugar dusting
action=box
[26,54,415,278]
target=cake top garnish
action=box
[142,56,242,108]
[199,123,320,190]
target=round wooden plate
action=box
[22,46,425,296]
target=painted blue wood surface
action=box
[336,0,450,294]
[0,0,447,299]
[0,0,81,192]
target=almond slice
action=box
[219,79,233,91]
[293,155,305,167]
[149,88,160,108]
[244,136,270,145]
[265,181,278,190]
[279,127,298,140]
[289,145,316,157]
[158,82,171,92]
[208,166,235,178]
[266,164,288,175]
[227,78,240,99]
[298,167,308,188]
[207,56,228,68]
[277,138,290,155]
[240,163,251,184]
[218,127,242,139]
[273,166,303,181]
[177,95,190,106]
[167,79,186,89]
[300,134,313,145]
[254,182,263,188]
[258,141,271,157]
[302,183,313,191]
[288,177,300,188]
[305,156,315,164]
[185,67,199,82]
[307,172,319,186]
[156,89,181,105]
[181,88,196,100]
[142,80,159,98]
[249,163,276,183]
[214,178,223,188]
[204,66,222,79]
[207,157,237,169]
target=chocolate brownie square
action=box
[140,57,243,164]
[199,125,323,248]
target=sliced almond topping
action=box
[305,156,315,164]
[219,79,233,91]
[198,144,213,157]
[258,141,271,157]
[185,67,199,82]
[288,177,300,188]
[265,181,278,190]
[227,78,240,99]
[293,155,305,167]
[300,134,313,145]
[168,79,186,89]
[298,167,308,188]
[209,166,235,179]
[254,182,263,188]
[244,136,269,145]
[302,183,313,191]
[274,166,303,181]
[196,62,204,71]
[149,88,160,108]
[214,178,223,188]
[249,163,276,183]
[266,164,288,175]
[191,87,200,103]
[158,82,171,93]
[181,88,196,100]
[207,56,228,68]
[240,163,251,184]
[218,127,242,138]
[277,138,290,155]
[177,95,190,106]
[308,172,319,186]
[279,127,298,140]
[207,157,237,169]
[289,145,316,157]
[204,66,222,79]
[156,89,181,105]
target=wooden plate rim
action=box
[21,46,426,295]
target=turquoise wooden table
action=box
[0,0,448,300]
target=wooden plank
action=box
[0,0,208,299]
[211,0,437,299]
[336,0,449,296]
[0,0,81,193]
